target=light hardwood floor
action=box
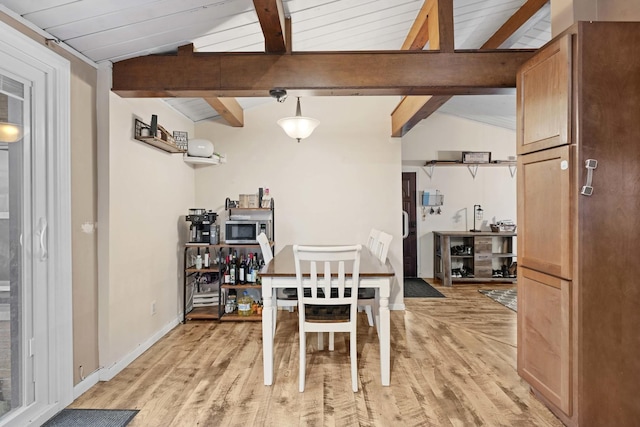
[70,283,563,426]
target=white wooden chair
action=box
[367,229,381,251]
[293,244,362,392]
[358,228,383,326]
[257,232,297,315]
[374,231,393,264]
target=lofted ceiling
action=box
[0,0,551,131]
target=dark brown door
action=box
[402,172,417,277]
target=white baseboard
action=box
[99,316,180,381]
[73,369,101,400]
[389,303,405,311]
[80,316,181,385]
[72,316,180,400]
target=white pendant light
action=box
[277,97,319,143]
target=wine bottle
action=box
[239,254,246,284]
[229,255,236,285]
[222,256,230,284]
[204,248,210,268]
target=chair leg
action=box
[350,331,358,392]
[329,332,335,351]
[365,305,374,327]
[317,332,323,350]
[299,332,306,392]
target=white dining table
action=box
[260,244,394,386]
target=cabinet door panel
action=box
[517,267,572,415]
[517,34,572,155]
[517,145,573,279]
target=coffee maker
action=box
[186,208,217,244]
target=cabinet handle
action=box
[580,159,598,196]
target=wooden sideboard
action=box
[433,231,517,287]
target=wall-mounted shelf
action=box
[183,153,220,165]
[133,118,185,154]
[422,160,517,179]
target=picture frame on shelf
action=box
[462,151,491,164]
[173,130,188,151]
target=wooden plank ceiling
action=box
[0,0,551,135]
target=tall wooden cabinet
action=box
[516,22,640,426]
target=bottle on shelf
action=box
[247,252,256,284]
[204,248,210,268]
[239,254,246,284]
[223,255,231,284]
[229,254,236,285]
[195,254,203,269]
[238,291,252,316]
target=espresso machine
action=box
[186,209,218,244]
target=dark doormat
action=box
[404,278,445,298]
[43,409,139,427]
[479,289,517,312]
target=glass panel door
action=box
[1,20,73,425]
[0,68,40,423]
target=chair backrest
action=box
[293,245,362,316]
[374,231,393,263]
[367,229,381,251]
[257,232,273,264]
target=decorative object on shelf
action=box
[470,204,483,232]
[490,220,516,232]
[133,117,185,153]
[0,92,23,143]
[462,151,491,164]
[187,138,214,158]
[173,130,188,151]
[276,96,319,142]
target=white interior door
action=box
[0,20,72,427]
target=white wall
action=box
[194,96,405,308]
[402,112,517,277]
[101,94,195,369]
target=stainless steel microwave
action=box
[224,220,263,244]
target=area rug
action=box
[404,278,445,298]
[43,409,139,427]
[479,289,517,312]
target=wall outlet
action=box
[151,300,156,315]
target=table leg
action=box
[379,293,390,386]
[262,278,274,385]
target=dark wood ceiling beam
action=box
[432,0,454,52]
[401,0,433,50]
[112,48,534,98]
[482,0,548,49]
[391,0,454,137]
[391,95,450,137]
[204,97,244,127]
[253,0,287,53]
[391,0,549,136]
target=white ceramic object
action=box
[187,138,214,158]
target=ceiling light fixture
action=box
[276,96,320,143]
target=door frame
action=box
[0,19,72,427]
